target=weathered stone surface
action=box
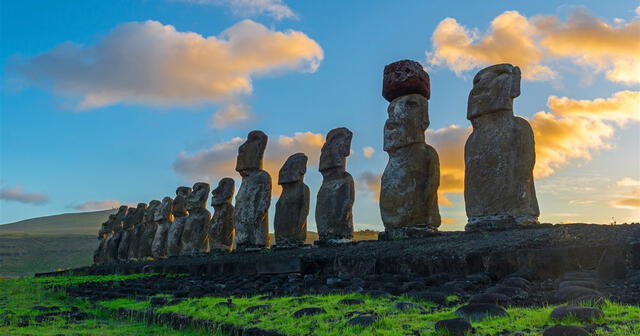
[455,303,508,321]
[94,214,115,265]
[105,206,128,264]
[554,286,602,302]
[380,93,440,235]
[274,153,310,246]
[464,64,539,231]
[597,248,627,280]
[543,325,590,336]
[382,60,430,102]
[126,205,147,260]
[167,186,191,257]
[434,318,472,336]
[550,305,604,322]
[181,183,211,255]
[235,131,271,249]
[137,200,160,259]
[316,128,354,243]
[151,197,174,259]
[209,178,235,251]
[118,203,147,261]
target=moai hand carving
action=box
[316,127,354,243]
[380,60,441,239]
[167,186,191,257]
[274,153,310,247]
[209,178,235,251]
[464,64,539,231]
[181,182,211,255]
[151,197,174,259]
[234,131,272,249]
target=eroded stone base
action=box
[465,215,541,232]
[378,225,440,241]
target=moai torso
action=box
[118,203,146,261]
[234,131,272,249]
[274,153,310,247]
[105,206,128,263]
[209,178,235,251]
[94,214,115,265]
[151,197,174,259]
[316,128,354,243]
[167,186,191,257]
[137,200,160,259]
[127,205,147,260]
[464,64,539,231]
[181,183,211,255]
[379,61,441,238]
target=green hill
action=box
[0,209,116,235]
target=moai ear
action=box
[511,66,521,99]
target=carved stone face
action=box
[144,200,161,222]
[154,197,174,221]
[236,130,268,175]
[384,94,428,151]
[467,63,521,120]
[173,186,192,214]
[112,205,128,230]
[211,178,234,206]
[187,182,210,211]
[319,127,352,172]
[279,153,308,184]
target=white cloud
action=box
[9,19,323,113]
[362,146,375,159]
[72,200,122,211]
[617,177,640,187]
[210,103,252,128]
[174,0,297,20]
[0,185,49,205]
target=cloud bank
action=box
[174,0,297,20]
[72,200,123,211]
[0,185,49,205]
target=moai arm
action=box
[256,172,272,222]
[300,184,311,231]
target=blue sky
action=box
[1,0,639,230]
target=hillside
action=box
[0,209,116,235]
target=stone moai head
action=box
[154,197,174,221]
[319,127,353,172]
[279,153,308,185]
[112,205,129,231]
[187,182,210,211]
[467,63,521,120]
[236,130,268,176]
[211,178,234,206]
[173,186,192,215]
[144,200,161,222]
[382,60,430,102]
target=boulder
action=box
[550,305,604,322]
[434,318,473,336]
[455,303,508,321]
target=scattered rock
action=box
[550,306,604,322]
[394,301,425,312]
[455,303,507,321]
[555,286,602,302]
[293,307,327,318]
[486,285,528,299]
[362,290,391,298]
[465,273,492,285]
[434,318,473,336]
[558,280,599,290]
[500,277,530,290]
[338,299,364,305]
[216,299,236,309]
[382,59,430,102]
[406,291,447,305]
[245,304,271,313]
[347,314,379,327]
[543,325,590,336]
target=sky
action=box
[1,0,639,230]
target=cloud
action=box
[442,217,456,225]
[356,171,381,201]
[0,185,49,205]
[210,103,252,128]
[174,131,324,193]
[617,177,640,187]
[362,146,375,159]
[610,190,640,209]
[428,7,640,84]
[174,0,296,20]
[9,19,323,112]
[547,91,640,126]
[72,200,122,211]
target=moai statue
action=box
[316,127,355,243]
[167,186,191,257]
[151,197,174,259]
[94,214,115,265]
[137,200,160,259]
[118,203,147,262]
[274,153,310,247]
[105,205,128,263]
[209,178,235,251]
[127,204,147,260]
[234,131,272,249]
[180,182,211,255]
[379,60,441,239]
[464,63,539,231]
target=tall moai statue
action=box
[94,214,115,265]
[379,60,441,239]
[151,196,174,259]
[316,127,355,243]
[137,200,160,259]
[126,204,147,260]
[209,178,235,251]
[234,131,272,249]
[167,186,191,257]
[106,205,128,263]
[118,203,147,262]
[464,63,539,231]
[274,153,310,247]
[181,182,211,255]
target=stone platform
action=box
[38,224,640,281]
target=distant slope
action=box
[0,209,115,235]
